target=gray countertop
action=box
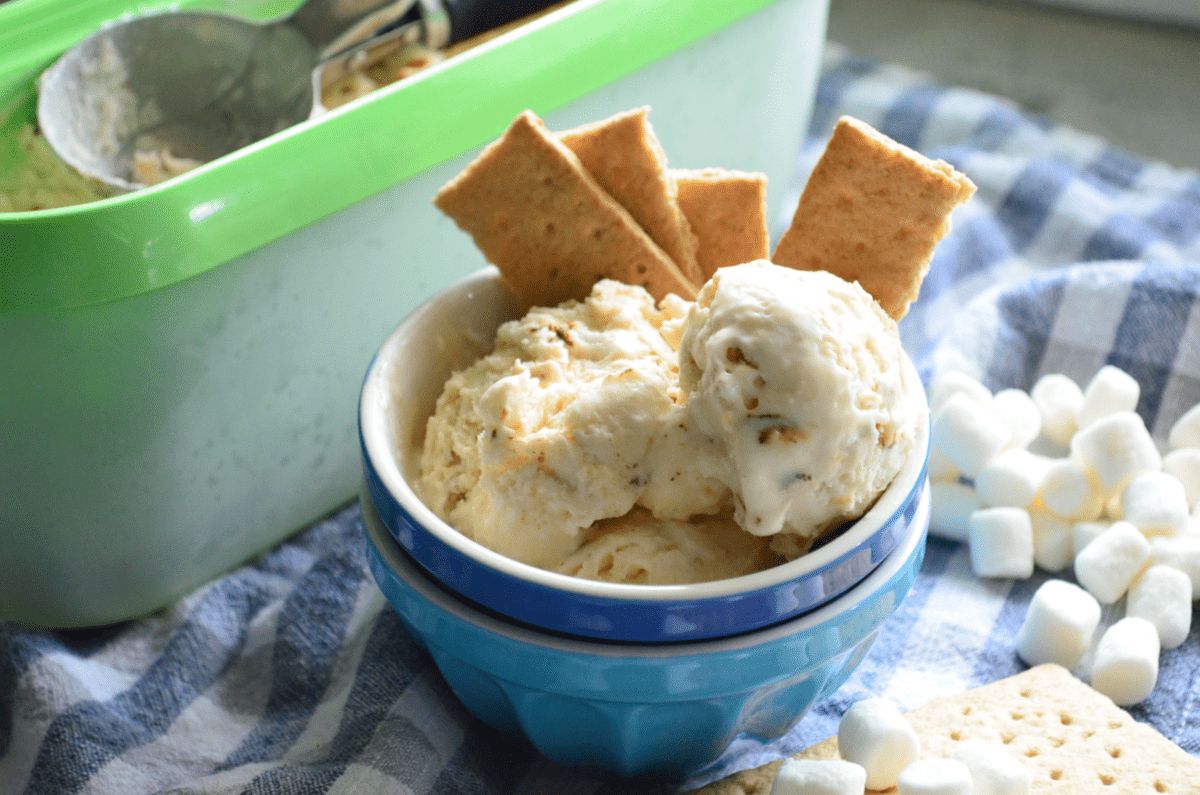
[827,0,1200,171]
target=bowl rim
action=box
[359,265,930,603]
[362,478,931,657]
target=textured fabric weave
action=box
[4,42,1200,795]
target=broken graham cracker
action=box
[434,110,697,310]
[771,116,976,321]
[694,664,1199,795]
[671,167,770,281]
[559,107,703,285]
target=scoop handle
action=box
[443,0,562,45]
[290,0,425,60]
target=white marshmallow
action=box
[933,393,1013,479]
[950,738,1032,795]
[1072,520,1151,604]
[928,448,961,482]
[1015,579,1101,669]
[1076,365,1140,430]
[1162,448,1200,509]
[975,449,1049,508]
[1069,411,1162,497]
[1149,534,1200,599]
[770,758,867,795]
[1090,616,1160,706]
[1038,458,1102,521]
[1031,373,1083,448]
[1029,510,1074,572]
[1071,520,1111,557]
[930,370,993,415]
[896,758,973,795]
[1168,402,1200,450]
[1127,564,1193,649]
[838,697,921,790]
[930,481,983,543]
[968,507,1035,579]
[1121,472,1191,536]
[992,388,1042,450]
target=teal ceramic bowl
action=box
[362,480,930,779]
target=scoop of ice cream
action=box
[419,279,690,569]
[673,261,917,547]
[557,507,781,584]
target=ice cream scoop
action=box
[36,0,555,192]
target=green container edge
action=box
[0,0,779,314]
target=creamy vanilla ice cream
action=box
[418,261,919,581]
[673,262,919,555]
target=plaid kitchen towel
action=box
[4,42,1200,795]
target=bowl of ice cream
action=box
[359,264,931,642]
[362,472,928,778]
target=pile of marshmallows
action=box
[771,698,1026,795]
[929,365,1200,706]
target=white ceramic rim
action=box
[361,266,930,603]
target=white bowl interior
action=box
[361,266,930,601]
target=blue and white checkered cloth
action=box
[4,42,1200,795]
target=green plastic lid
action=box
[0,0,775,313]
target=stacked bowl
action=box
[358,267,932,778]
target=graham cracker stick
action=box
[671,167,770,281]
[772,116,976,320]
[559,107,703,285]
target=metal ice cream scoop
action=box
[37,0,554,192]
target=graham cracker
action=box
[671,167,770,281]
[771,116,976,321]
[695,664,1199,795]
[433,110,697,310]
[559,107,703,285]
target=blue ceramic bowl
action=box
[360,266,930,642]
[363,480,930,779]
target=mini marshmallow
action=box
[1091,616,1160,706]
[1076,365,1140,430]
[1029,510,1074,572]
[1038,458,1102,521]
[1168,402,1200,450]
[896,758,973,795]
[1149,534,1200,599]
[1015,579,1101,669]
[838,697,921,790]
[1073,520,1151,604]
[1031,373,1083,448]
[928,448,961,482]
[968,507,1034,579]
[930,481,983,543]
[1071,520,1111,557]
[933,393,1013,479]
[1127,564,1192,649]
[950,738,1032,795]
[992,388,1042,450]
[1069,411,1162,497]
[930,370,993,415]
[1121,471,1191,536]
[770,758,867,795]
[1162,447,1200,509]
[975,449,1049,508]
